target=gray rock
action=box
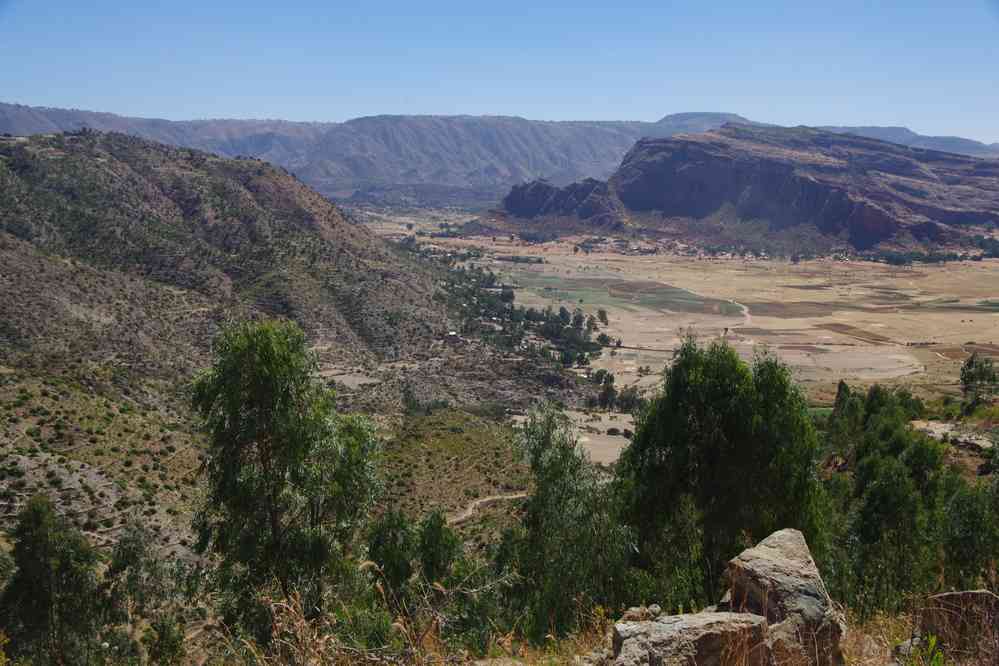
[892,636,921,663]
[620,605,663,622]
[726,529,846,665]
[591,529,847,665]
[609,612,768,666]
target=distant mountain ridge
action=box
[819,125,999,159]
[1,101,996,207]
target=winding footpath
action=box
[447,492,528,526]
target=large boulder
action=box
[589,530,846,666]
[726,529,846,665]
[609,612,768,666]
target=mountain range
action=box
[3,101,996,207]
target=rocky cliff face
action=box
[501,178,623,227]
[505,124,999,249]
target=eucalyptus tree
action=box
[191,319,380,628]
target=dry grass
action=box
[841,611,914,665]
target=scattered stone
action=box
[619,605,663,622]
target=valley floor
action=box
[360,208,999,410]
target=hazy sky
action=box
[2,1,998,142]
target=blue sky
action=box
[2,1,998,142]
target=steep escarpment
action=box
[0,103,752,206]
[504,124,999,249]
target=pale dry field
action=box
[377,222,999,405]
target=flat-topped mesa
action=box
[504,124,999,250]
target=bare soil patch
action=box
[816,323,894,345]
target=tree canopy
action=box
[616,338,824,589]
[191,319,380,627]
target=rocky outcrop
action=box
[592,529,845,666]
[726,529,846,665]
[502,178,623,227]
[504,124,999,250]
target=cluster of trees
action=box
[870,249,980,266]
[498,340,999,638]
[821,381,999,615]
[443,264,618,367]
[587,369,643,413]
[0,500,187,664]
[3,322,996,662]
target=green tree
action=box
[960,352,997,404]
[598,381,617,409]
[822,382,978,616]
[617,339,824,592]
[191,319,380,627]
[499,405,634,641]
[144,614,186,665]
[827,380,864,455]
[942,481,999,590]
[367,510,416,596]
[0,495,104,664]
[615,386,643,414]
[852,455,927,614]
[418,511,460,584]
[106,522,171,644]
[597,309,609,326]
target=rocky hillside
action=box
[503,124,999,250]
[0,130,451,553]
[0,130,446,378]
